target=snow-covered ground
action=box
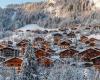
[18,24,58,32]
[0,24,58,42]
[88,34,100,40]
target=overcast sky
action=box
[0,0,45,8]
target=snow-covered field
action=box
[0,24,58,42]
[88,34,100,40]
[18,24,58,32]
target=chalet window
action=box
[68,5,73,11]
[18,64,21,66]
[11,64,14,66]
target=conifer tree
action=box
[21,40,39,80]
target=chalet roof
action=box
[67,32,76,38]
[1,57,22,64]
[89,38,96,41]
[34,37,44,41]
[17,39,28,46]
[35,49,45,58]
[59,49,79,58]
[26,30,31,32]
[35,49,51,59]
[17,30,23,32]
[0,47,19,51]
[46,48,55,53]
[19,39,29,43]
[81,35,88,39]
[91,56,100,60]
[38,57,53,67]
[53,33,62,37]
[60,41,70,46]
[79,48,100,60]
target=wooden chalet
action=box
[17,39,28,47]
[2,57,23,73]
[34,37,45,43]
[0,56,5,62]
[80,36,88,43]
[42,30,48,34]
[67,32,76,38]
[41,41,50,49]
[89,38,96,43]
[53,33,63,45]
[17,39,28,55]
[7,41,13,47]
[26,30,31,32]
[46,48,55,54]
[0,47,19,58]
[59,49,79,58]
[38,57,53,67]
[85,40,90,45]
[89,42,96,47]
[0,44,6,49]
[59,41,70,49]
[35,49,46,59]
[91,56,100,70]
[93,25,100,31]
[79,48,100,62]
[82,62,93,67]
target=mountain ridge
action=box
[0,0,100,31]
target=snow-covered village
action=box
[0,0,100,80]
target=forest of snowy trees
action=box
[0,0,99,31]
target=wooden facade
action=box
[0,47,19,58]
[59,49,78,58]
[2,57,23,73]
[80,36,88,43]
[38,57,53,67]
[67,32,76,38]
[79,48,100,62]
[53,33,62,45]
[35,49,46,59]
[91,56,100,70]
[59,41,70,49]
[34,37,45,43]
[17,39,28,56]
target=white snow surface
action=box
[18,24,58,31]
[88,34,100,40]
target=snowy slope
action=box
[88,34,100,40]
[0,24,58,42]
[18,24,58,31]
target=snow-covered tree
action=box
[21,40,39,80]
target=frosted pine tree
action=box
[21,40,39,80]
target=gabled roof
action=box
[79,48,100,60]
[60,41,70,46]
[53,33,62,37]
[17,39,28,47]
[91,56,100,60]
[0,47,19,51]
[59,49,79,58]
[1,57,22,64]
[34,37,45,41]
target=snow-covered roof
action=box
[88,34,100,40]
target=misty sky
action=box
[0,0,45,8]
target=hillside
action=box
[0,0,100,31]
